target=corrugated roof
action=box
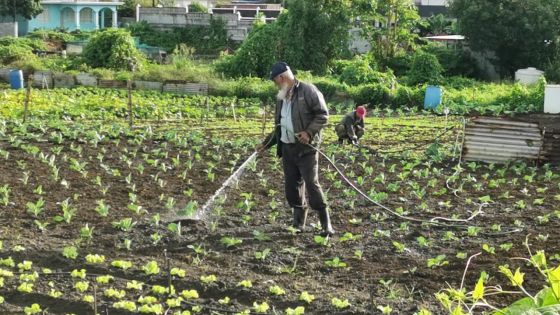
[463,117,543,163]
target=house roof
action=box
[423,35,465,41]
[41,0,123,5]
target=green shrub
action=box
[0,37,45,51]
[407,51,444,86]
[441,76,480,89]
[189,2,207,13]
[385,52,414,76]
[545,57,560,84]
[0,37,45,66]
[348,83,391,107]
[26,29,76,44]
[393,85,424,108]
[311,77,347,100]
[83,28,144,71]
[337,55,397,87]
[128,20,228,55]
[421,43,479,78]
[233,77,275,100]
[0,44,36,65]
[334,55,377,81]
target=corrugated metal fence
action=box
[463,117,546,163]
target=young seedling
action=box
[221,236,243,248]
[325,257,347,268]
[26,198,45,218]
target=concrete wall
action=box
[0,22,17,37]
[0,68,209,95]
[138,7,250,41]
[0,15,28,37]
[349,27,371,54]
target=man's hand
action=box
[295,131,311,144]
[351,136,358,145]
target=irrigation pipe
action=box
[258,124,523,235]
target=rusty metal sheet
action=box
[463,117,543,163]
[541,130,560,163]
[98,80,127,89]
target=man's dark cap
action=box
[270,62,290,80]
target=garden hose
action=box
[307,142,523,235]
[263,124,523,235]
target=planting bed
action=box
[0,115,558,315]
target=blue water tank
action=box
[9,70,24,89]
[424,85,442,109]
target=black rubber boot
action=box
[292,207,307,233]
[317,208,335,237]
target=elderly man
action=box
[256,62,334,236]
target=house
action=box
[414,0,449,18]
[423,35,465,48]
[13,0,123,36]
[211,3,282,21]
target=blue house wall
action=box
[23,2,121,34]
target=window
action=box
[61,8,74,25]
[80,8,93,24]
[36,9,49,23]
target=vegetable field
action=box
[0,89,558,315]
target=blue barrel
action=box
[424,85,442,109]
[9,70,24,89]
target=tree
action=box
[215,21,280,78]
[355,0,423,65]
[407,51,443,85]
[0,0,42,21]
[450,0,560,77]
[418,14,455,36]
[118,0,137,17]
[217,0,355,77]
[280,0,353,74]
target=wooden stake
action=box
[261,101,267,136]
[23,75,33,123]
[127,80,133,128]
[93,284,98,315]
[231,99,237,122]
[205,97,210,126]
[201,97,208,124]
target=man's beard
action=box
[276,83,290,101]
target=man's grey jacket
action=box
[263,80,329,157]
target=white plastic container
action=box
[515,67,544,85]
[544,84,560,114]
